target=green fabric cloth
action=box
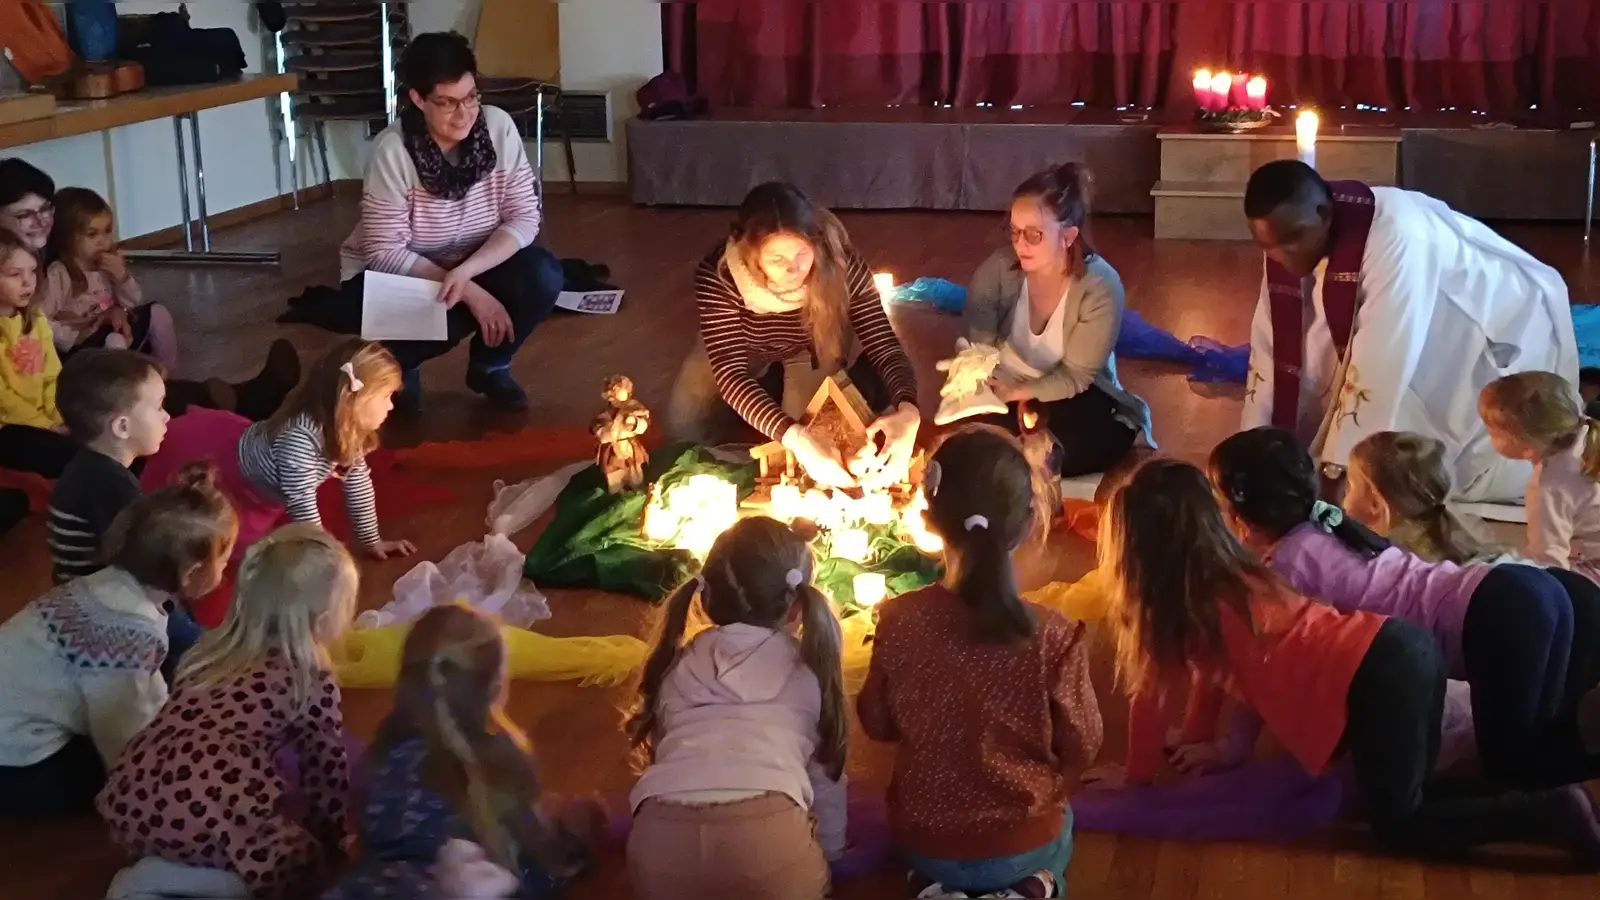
[524,442,941,613]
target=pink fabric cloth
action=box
[628,623,848,859]
[141,407,285,562]
[1269,522,1492,679]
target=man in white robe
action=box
[1239,160,1577,503]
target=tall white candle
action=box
[1295,110,1319,169]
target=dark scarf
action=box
[1266,180,1376,431]
[399,104,497,201]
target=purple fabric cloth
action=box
[1071,756,1352,842]
[1115,308,1248,384]
[1270,523,1491,679]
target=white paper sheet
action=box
[361,271,449,341]
[555,290,624,315]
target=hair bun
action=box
[174,460,221,491]
[1051,162,1091,199]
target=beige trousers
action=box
[627,792,830,900]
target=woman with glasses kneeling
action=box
[336,31,564,413]
[963,163,1153,477]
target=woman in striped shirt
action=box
[665,182,921,488]
[337,32,565,414]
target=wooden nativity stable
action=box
[750,374,875,482]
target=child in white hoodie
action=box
[626,516,848,900]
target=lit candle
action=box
[852,572,888,609]
[831,528,871,563]
[1208,71,1233,112]
[873,272,895,306]
[902,491,944,555]
[769,483,802,521]
[642,503,680,542]
[1295,109,1319,169]
[857,492,896,526]
[1245,76,1267,111]
[1191,69,1212,109]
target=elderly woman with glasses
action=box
[337,31,564,413]
[962,163,1153,477]
[0,158,56,256]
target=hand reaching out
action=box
[858,402,921,488]
[365,539,417,560]
[782,425,856,489]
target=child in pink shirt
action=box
[1211,426,1600,787]
[1085,457,1600,868]
[43,188,177,369]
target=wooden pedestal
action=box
[1152,127,1401,240]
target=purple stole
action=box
[1266,181,1377,432]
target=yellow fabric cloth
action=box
[332,571,1117,691]
[0,312,60,429]
[335,622,649,689]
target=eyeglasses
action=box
[426,92,482,115]
[8,204,52,226]
[1008,224,1046,247]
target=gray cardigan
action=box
[964,247,1155,445]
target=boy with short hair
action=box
[48,349,169,585]
[48,349,203,682]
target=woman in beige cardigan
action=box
[964,163,1153,476]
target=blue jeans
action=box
[162,605,204,685]
[901,808,1074,895]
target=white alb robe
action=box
[1241,186,1578,503]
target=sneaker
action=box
[980,870,1057,898]
[908,872,970,899]
[393,367,423,416]
[466,366,529,412]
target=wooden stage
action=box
[628,105,1598,226]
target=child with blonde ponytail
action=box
[1481,372,1600,583]
[1345,431,1510,565]
[626,516,848,900]
[325,605,595,900]
[857,424,1101,899]
[98,525,359,899]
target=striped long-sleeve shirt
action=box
[695,245,919,440]
[237,413,380,547]
[338,105,542,282]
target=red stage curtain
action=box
[662,1,1596,115]
[662,1,1178,110]
[1227,0,1599,114]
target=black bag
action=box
[121,10,246,86]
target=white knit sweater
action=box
[0,567,169,768]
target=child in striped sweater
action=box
[140,338,416,578]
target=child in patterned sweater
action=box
[99,524,359,900]
[0,463,237,817]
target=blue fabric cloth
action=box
[1573,305,1600,370]
[321,732,567,900]
[887,278,1248,384]
[900,809,1074,895]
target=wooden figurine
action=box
[593,375,651,494]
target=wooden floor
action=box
[3,191,1599,898]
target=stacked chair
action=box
[271,1,409,201]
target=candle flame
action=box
[1296,109,1320,141]
[1020,407,1039,432]
[1209,71,1233,98]
[1246,76,1266,97]
[1192,68,1211,87]
[873,272,895,305]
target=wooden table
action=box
[0,74,298,265]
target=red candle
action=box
[1245,76,1268,111]
[1192,69,1213,109]
[1230,73,1251,109]
[1209,71,1233,112]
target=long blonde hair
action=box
[1480,371,1600,479]
[267,338,401,467]
[729,182,854,372]
[1347,431,1501,564]
[370,605,584,878]
[627,516,848,780]
[1100,458,1274,691]
[174,524,359,708]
